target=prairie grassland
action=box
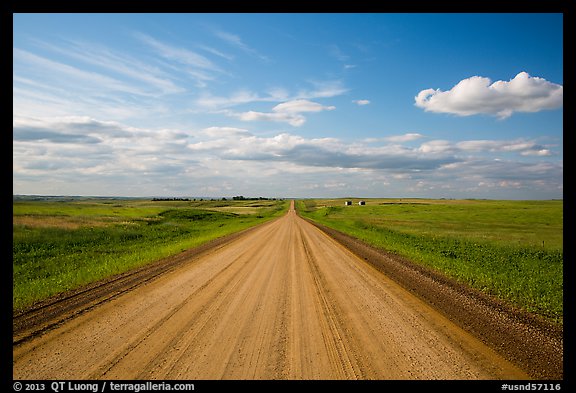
[13,198,288,311]
[297,198,563,324]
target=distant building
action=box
[344,200,352,206]
[358,200,366,205]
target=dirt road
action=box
[13,201,532,379]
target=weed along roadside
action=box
[12,197,289,312]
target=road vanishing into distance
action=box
[13,201,536,379]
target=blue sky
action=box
[13,13,563,199]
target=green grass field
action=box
[297,198,563,324]
[13,197,289,311]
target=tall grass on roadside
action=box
[13,199,289,311]
[297,199,563,324]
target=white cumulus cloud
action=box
[202,126,252,137]
[385,133,424,142]
[353,99,371,106]
[232,99,335,127]
[273,99,335,113]
[415,72,563,119]
[235,111,306,127]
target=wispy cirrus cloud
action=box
[328,44,349,62]
[297,80,349,99]
[134,32,230,87]
[14,34,231,122]
[195,44,234,61]
[415,72,563,119]
[33,39,183,95]
[14,49,143,95]
[13,48,172,121]
[135,33,215,70]
[212,28,270,62]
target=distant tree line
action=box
[152,196,279,202]
[152,197,191,201]
[232,196,277,201]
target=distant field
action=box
[13,198,289,311]
[297,198,563,324]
